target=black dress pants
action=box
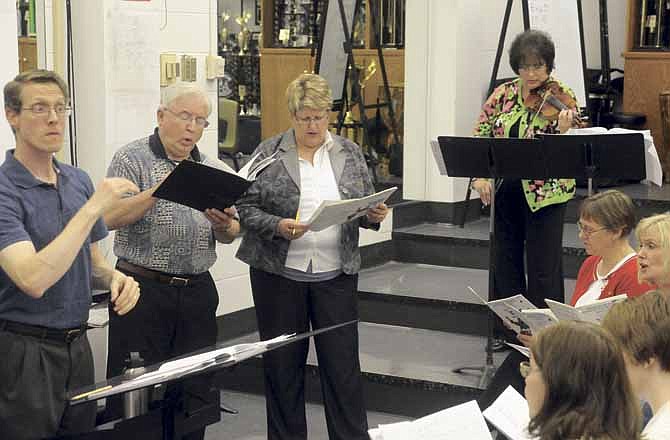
[106,268,219,440]
[0,330,95,440]
[492,179,566,309]
[249,268,368,440]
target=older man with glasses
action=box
[103,83,240,439]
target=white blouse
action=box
[284,133,342,273]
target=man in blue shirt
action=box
[0,69,140,439]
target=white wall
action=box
[404,0,511,202]
[0,0,19,159]
[582,0,628,72]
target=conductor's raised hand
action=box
[89,177,139,215]
[472,179,492,205]
[277,218,309,240]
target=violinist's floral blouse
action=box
[473,77,577,212]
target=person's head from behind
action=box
[4,69,70,155]
[525,322,641,440]
[286,73,332,150]
[603,291,670,406]
[578,190,636,257]
[157,83,211,161]
[636,213,670,288]
[509,29,555,92]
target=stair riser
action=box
[214,358,481,418]
[391,233,587,279]
[358,292,489,336]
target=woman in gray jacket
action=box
[236,73,387,440]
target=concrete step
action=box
[358,261,576,336]
[390,220,587,279]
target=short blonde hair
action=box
[286,73,333,115]
[603,291,670,371]
[636,213,670,283]
[160,83,211,115]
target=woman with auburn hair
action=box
[569,190,652,306]
[522,322,643,440]
[603,291,670,439]
[636,213,670,294]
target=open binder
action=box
[153,151,278,212]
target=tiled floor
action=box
[206,390,410,439]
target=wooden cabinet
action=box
[258,0,405,140]
[260,48,403,139]
[624,0,670,180]
[18,37,37,73]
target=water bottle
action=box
[123,351,149,418]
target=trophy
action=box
[220,11,231,52]
[238,85,247,115]
[236,12,252,55]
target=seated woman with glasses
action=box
[635,213,670,294]
[602,291,670,439]
[472,29,581,349]
[235,73,388,439]
[479,190,652,410]
[521,322,643,440]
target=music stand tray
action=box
[64,320,358,440]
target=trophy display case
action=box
[634,0,670,49]
[262,0,405,49]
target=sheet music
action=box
[505,342,531,358]
[237,150,279,181]
[305,187,397,232]
[566,127,662,187]
[483,386,535,440]
[544,294,626,324]
[518,308,557,334]
[372,401,493,440]
[528,0,551,31]
[486,295,537,334]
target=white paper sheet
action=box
[483,386,536,440]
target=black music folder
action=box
[153,160,252,211]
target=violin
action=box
[523,79,583,126]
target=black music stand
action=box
[434,132,645,388]
[59,320,358,440]
[538,132,646,194]
[434,136,541,389]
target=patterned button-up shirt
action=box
[107,128,229,275]
[473,77,577,212]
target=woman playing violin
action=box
[472,30,580,344]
